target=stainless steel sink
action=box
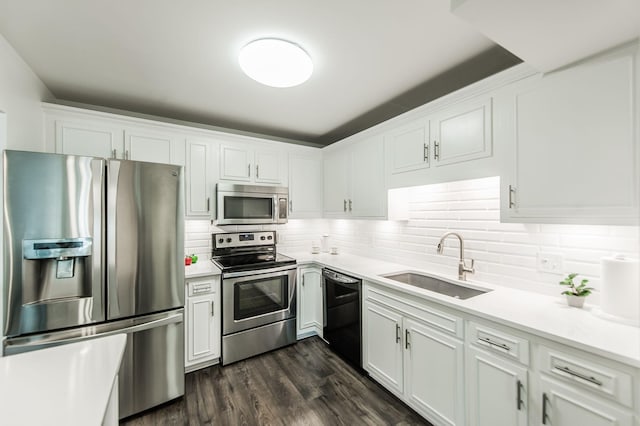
[381,272,491,300]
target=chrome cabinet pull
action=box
[478,336,511,352]
[125,150,129,160]
[256,164,259,178]
[111,149,117,159]
[405,329,410,349]
[206,197,210,212]
[542,393,550,425]
[289,200,293,213]
[348,199,352,212]
[248,164,251,177]
[434,141,440,160]
[554,365,603,386]
[516,380,524,410]
[302,275,305,286]
[423,143,429,162]
[508,185,516,208]
[395,324,401,343]
[343,199,347,212]
[211,301,215,316]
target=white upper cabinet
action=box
[47,108,184,165]
[323,147,351,216]
[385,118,430,175]
[432,96,492,167]
[124,128,184,165]
[185,138,216,218]
[323,135,386,219]
[289,150,323,218]
[501,44,639,225]
[55,120,122,159]
[219,141,286,185]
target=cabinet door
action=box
[186,294,217,363]
[185,139,215,217]
[220,144,252,182]
[503,47,638,224]
[289,153,323,218]
[297,268,322,337]
[124,129,182,165]
[322,147,350,217]
[539,377,633,426]
[466,346,528,426]
[254,149,282,184]
[363,302,404,395]
[432,96,492,167]
[404,318,464,426]
[384,117,430,174]
[55,120,122,158]
[350,135,386,218]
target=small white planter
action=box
[566,294,586,308]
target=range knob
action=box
[226,238,232,243]
[260,236,266,241]
[217,238,224,244]
[267,235,273,240]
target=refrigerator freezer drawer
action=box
[3,309,185,419]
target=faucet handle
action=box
[464,258,475,273]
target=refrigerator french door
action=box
[3,150,185,419]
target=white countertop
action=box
[185,259,221,278]
[288,251,640,368]
[0,334,127,426]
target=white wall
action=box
[327,176,639,304]
[0,32,53,350]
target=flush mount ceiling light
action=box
[239,38,313,88]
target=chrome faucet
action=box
[436,232,475,281]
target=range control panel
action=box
[213,231,275,249]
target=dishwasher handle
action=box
[322,269,360,285]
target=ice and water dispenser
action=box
[21,238,93,305]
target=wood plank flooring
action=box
[122,337,431,426]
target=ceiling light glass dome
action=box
[239,38,313,88]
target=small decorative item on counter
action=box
[191,254,198,264]
[184,255,192,266]
[559,273,593,308]
[330,246,339,255]
[321,234,330,253]
[311,241,320,254]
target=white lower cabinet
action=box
[539,377,634,426]
[466,346,528,426]
[363,285,465,426]
[185,276,220,371]
[364,301,404,394]
[404,318,464,426]
[297,267,323,339]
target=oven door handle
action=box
[223,264,297,278]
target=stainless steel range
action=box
[212,231,297,365]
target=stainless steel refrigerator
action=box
[2,150,185,419]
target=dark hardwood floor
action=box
[122,337,432,426]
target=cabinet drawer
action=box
[366,284,463,338]
[539,345,633,408]
[187,280,215,297]
[468,321,529,366]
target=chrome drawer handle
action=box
[554,366,603,386]
[478,337,511,351]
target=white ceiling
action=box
[0,1,520,145]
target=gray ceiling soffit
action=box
[314,45,522,146]
[54,45,520,148]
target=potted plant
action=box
[559,273,593,308]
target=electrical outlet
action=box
[537,253,564,274]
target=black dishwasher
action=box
[322,268,362,368]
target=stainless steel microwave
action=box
[216,183,288,225]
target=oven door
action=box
[216,191,277,225]
[222,265,297,334]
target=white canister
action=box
[600,255,639,323]
[321,234,330,253]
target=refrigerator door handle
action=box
[4,311,183,353]
[91,158,106,322]
[106,160,121,317]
